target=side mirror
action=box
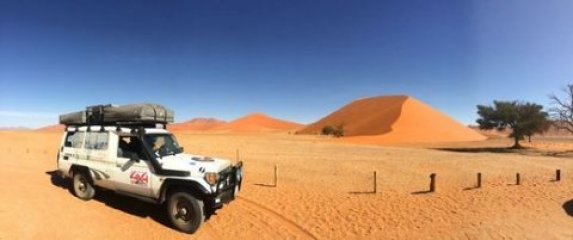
[129,152,140,163]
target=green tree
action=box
[321,125,344,138]
[332,124,345,138]
[321,125,335,135]
[477,101,550,148]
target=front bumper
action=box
[211,161,243,208]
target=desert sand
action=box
[1,130,572,239]
[299,96,486,144]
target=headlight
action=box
[204,172,218,185]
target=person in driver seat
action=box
[152,136,166,156]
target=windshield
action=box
[144,133,183,157]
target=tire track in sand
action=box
[236,196,318,239]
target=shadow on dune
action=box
[45,170,216,230]
[563,199,573,217]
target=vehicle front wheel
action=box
[73,171,95,200]
[167,192,205,234]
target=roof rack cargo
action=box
[59,103,174,126]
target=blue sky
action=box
[1,0,572,128]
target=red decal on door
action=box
[130,171,148,185]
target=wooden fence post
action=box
[556,169,561,182]
[429,173,436,192]
[477,172,482,188]
[274,165,278,187]
[516,173,521,185]
[373,171,377,193]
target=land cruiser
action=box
[55,103,243,234]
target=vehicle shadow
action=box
[563,199,573,217]
[45,170,215,231]
[94,190,174,229]
[45,170,73,194]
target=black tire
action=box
[73,171,95,200]
[167,191,205,234]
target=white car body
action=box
[57,125,242,207]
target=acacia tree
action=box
[477,101,550,148]
[549,84,573,134]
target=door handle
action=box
[63,156,69,160]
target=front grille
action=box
[216,167,235,192]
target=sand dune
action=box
[299,95,486,143]
[168,118,226,131]
[211,113,303,133]
[37,113,303,134]
[36,124,64,132]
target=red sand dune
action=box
[36,124,65,132]
[168,118,226,131]
[299,95,486,143]
[212,113,303,133]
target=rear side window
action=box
[85,132,109,150]
[64,131,84,148]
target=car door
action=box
[59,130,85,175]
[109,134,153,197]
[80,131,115,189]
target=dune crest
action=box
[212,113,303,133]
[36,124,65,132]
[169,118,226,131]
[299,95,486,143]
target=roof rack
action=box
[60,103,174,128]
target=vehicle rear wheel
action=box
[73,171,95,200]
[167,191,204,234]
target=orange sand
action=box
[1,131,572,239]
[211,113,303,133]
[36,124,65,132]
[168,118,226,131]
[300,96,486,144]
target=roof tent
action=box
[59,103,174,126]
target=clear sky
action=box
[1,0,572,128]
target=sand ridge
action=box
[168,118,226,131]
[210,113,303,133]
[299,95,486,144]
[35,124,64,132]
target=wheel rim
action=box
[173,197,193,222]
[76,176,87,193]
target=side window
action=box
[85,132,109,150]
[117,136,131,158]
[117,136,148,160]
[64,131,84,148]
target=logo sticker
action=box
[130,171,148,185]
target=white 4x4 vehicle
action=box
[56,103,243,234]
